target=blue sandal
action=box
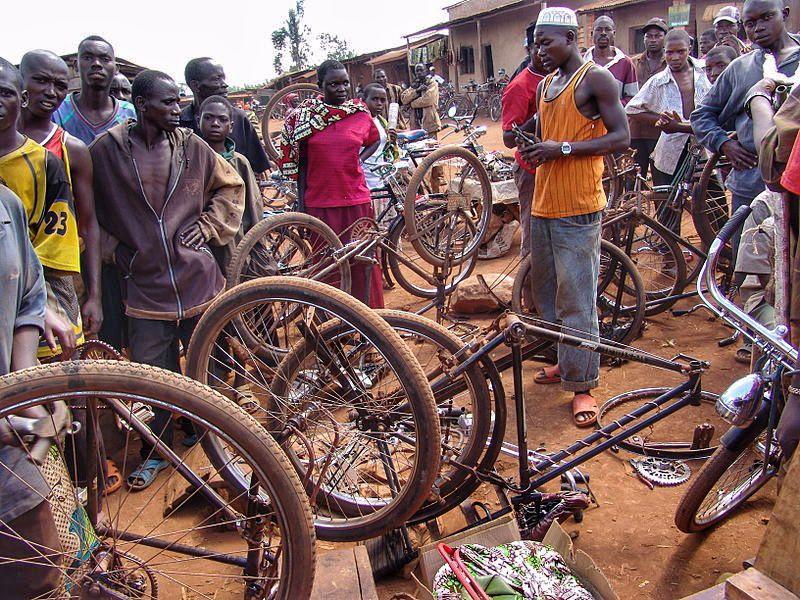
[127,458,169,490]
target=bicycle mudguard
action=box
[720,400,770,452]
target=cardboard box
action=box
[415,517,617,600]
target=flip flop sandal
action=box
[534,367,561,385]
[735,345,752,365]
[572,393,598,429]
[102,459,122,496]
[127,459,169,491]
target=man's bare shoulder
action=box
[582,65,619,93]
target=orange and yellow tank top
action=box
[532,61,607,219]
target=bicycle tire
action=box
[261,83,320,160]
[453,95,472,117]
[691,151,732,251]
[375,310,492,507]
[675,426,776,533]
[0,361,316,600]
[404,145,493,268]
[226,211,351,292]
[385,216,476,299]
[186,277,441,542]
[602,213,687,316]
[597,387,722,460]
[489,95,502,122]
[511,240,645,345]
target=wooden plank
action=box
[756,454,800,594]
[724,569,799,600]
[311,548,362,599]
[354,545,379,600]
[679,582,726,600]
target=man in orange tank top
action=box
[517,7,630,427]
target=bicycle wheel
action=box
[226,211,351,292]
[385,216,476,299]
[185,277,441,542]
[675,427,778,533]
[452,95,472,117]
[511,240,645,345]
[0,361,315,599]
[404,145,492,268]
[261,83,320,161]
[602,212,686,316]
[489,94,502,122]
[373,310,492,513]
[691,151,731,250]
[597,387,723,460]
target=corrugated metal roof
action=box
[576,0,647,14]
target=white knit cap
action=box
[536,7,579,28]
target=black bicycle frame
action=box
[430,312,706,496]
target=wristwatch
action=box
[561,142,572,156]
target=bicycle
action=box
[0,361,315,599]
[675,205,794,532]
[450,80,503,122]
[185,277,443,542]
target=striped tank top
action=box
[532,61,607,219]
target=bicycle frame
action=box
[428,309,708,504]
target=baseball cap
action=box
[536,7,579,28]
[642,17,669,34]
[714,6,740,25]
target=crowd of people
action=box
[497,0,800,431]
[1,0,800,590]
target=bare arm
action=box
[571,67,630,156]
[65,137,102,335]
[520,68,629,165]
[10,326,40,371]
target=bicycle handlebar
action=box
[699,204,798,364]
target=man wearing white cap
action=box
[714,6,750,54]
[516,6,630,427]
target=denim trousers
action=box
[529,211,601,391]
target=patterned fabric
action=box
[433,541,594,600]
[626,58,712,175]
[53,92,136,146]
[583,47,639,104]
[278,97,370,179]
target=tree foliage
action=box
[318,33,356,62]
[271,0,311,74]
[271,0,359,75]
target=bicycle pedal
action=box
[115,402,155,432]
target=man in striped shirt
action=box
[583,16,639,105]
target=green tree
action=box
[271,0,311,74]
[318,33,356,62]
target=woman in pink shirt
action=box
[279,60,383,307]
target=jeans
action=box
[128,316,200,461]
[513,163,535,258]
[529,211,602,391]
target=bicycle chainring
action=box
[348,217,378,242]
[630,457,691,487]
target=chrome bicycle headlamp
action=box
[716,373,765,426]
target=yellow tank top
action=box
[532,61,607,219]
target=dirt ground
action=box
[369,118,775,600]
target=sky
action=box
[1,0,448,86]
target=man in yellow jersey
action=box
[0,58,80,358]
[517,8,630,427]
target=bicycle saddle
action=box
[397,129,427,143]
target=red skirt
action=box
[305,203,385,309]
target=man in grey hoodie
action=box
[691,0,800,253]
